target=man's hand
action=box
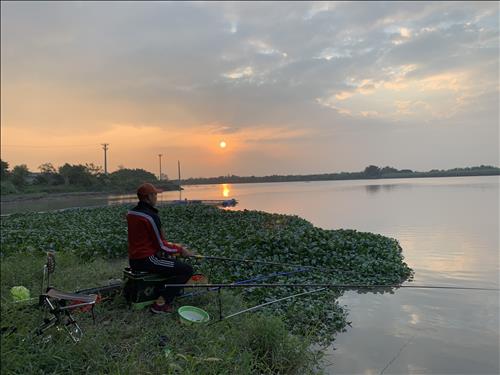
[180,246,194,258]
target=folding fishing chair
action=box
[122,267,177,309]
[35,251,97,343]
[122,267,208,309]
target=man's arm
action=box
[171,242,194,258]
[161,238,195,258]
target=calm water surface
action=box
[185,176,500,375]
[2,176,499,374]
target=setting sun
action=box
[219,141,227,148]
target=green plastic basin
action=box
[178,306,210,325]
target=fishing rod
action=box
[179,267,309,300]
[165,283,499,291]
[197,281,497,323]
[211,287,328,323]
[190,254,356,273]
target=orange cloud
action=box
[419,73,462,92]
[1,121,309,177]
[335,91,355,100]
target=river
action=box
[2,176,499,374]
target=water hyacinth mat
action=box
[1,205,413,346]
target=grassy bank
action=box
[1,205,413,374]
[1,254,321,374]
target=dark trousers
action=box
[129,255,193,303]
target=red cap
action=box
[137,183,163,197]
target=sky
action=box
[1,1,499,178]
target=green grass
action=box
[1,253,322,374]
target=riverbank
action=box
[1,186,183,202]
[1,204,413,374]
[0,191,116,202]
[181,167,500,186]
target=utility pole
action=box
[178,160,181,200]
[158,154,163,180]
[101,143,109,175]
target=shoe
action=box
[150,302,174,314]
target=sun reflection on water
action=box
[222,183,230,197]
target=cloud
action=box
[336,91,355,101]
[205,124,241,135]
[223,66,255,80]
[1,1,498,175]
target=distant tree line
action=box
[0,160,180,195]
[181,165,500,185]
[2,160,498,195]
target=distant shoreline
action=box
[0,185,183,201]
[0,191,125,203]
[1,171,497,203]
[180,167,500,186]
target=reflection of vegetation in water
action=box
[1,205,413,372]
[365,184,398,194]
[366,184,381,194]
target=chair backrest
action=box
[47,251,56,274]
[42,251,56,293]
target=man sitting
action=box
[127,182,194,313]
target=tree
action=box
[1,159,10,179]
[38,162,57,175]
[364,165,381,178]
[58,163,72,185]
[35,162,63,185]
[11,164,30,187]
[380,166,399,174]
[58,163,93,186]
[109,168,157,190]
[84,163,103,176]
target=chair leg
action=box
[36,297,86,343]
[35,297,58,336]
[64,311,83,343]
[35,315,57,336]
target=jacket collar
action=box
[137,200,158,213]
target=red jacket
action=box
[127,202,182,259]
